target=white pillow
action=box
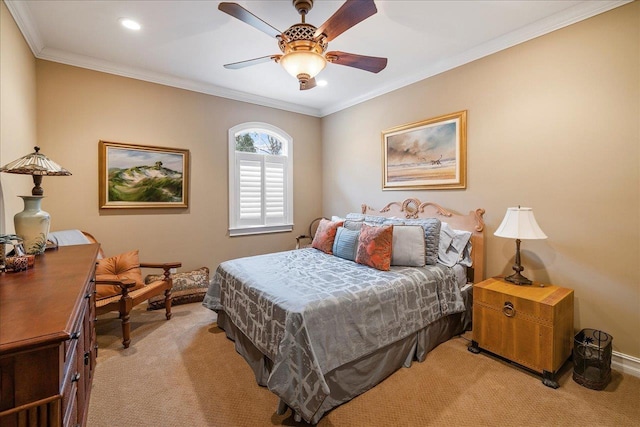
[391,225,426,267]
[438,222,472,267]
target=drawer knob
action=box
[502,301,516,317]
[70,331,81,340]
[72,372,81,382]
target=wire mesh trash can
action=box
[573,329,613,390]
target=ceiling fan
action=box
[219,0,388,90]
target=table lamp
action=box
[494,206,547,285]
[0,146,71,254]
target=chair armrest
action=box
[95,278,137,291]
[296,235,311,250]
[140,262,182,282]
[140,262,182,269]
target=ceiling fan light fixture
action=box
[280,50,326,81]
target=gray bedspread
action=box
[203,248,465,424]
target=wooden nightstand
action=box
[469,277,574,388]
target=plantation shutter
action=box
[265,159,285,224]
[235,153,287,227]
[238,157,262,224]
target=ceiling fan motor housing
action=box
[278,24,327,55]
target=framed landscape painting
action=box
[382,111,467,190]
[99,141,190,209]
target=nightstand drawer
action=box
[474,279,572,326]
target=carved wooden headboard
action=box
[361,198,486,283]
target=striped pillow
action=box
[332,227,359,261]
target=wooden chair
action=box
[49,231,181,348]
[295,217,326,249]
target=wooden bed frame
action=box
[361,198,486,283]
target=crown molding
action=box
[6,0,631,118]
[4,0,44,55]
[36,47,323,117]
[318,0,632,116]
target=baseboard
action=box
[612,351,640,378]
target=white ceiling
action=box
[6,0,628,117]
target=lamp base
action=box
[14,196,50,255]
[504,272,533,286]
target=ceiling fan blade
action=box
[300,78,317,91]
[314,0,377,42]
[326,51,387,73]
[218,2,282,38]
[223,55,280,70]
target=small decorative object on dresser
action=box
[469,276,574,388]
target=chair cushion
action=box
[95,249,145,299]
[145,267,210,310]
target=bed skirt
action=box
[216,283,473,424]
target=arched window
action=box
[228,122,293,236]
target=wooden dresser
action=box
[470,276,574,388]
[0,244,100,427]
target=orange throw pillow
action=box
[356,224,394,271]
[311,218,344,254]
[95,249,145,299]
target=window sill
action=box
[229,224,293,237]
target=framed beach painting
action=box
[382,111,467,190]
[99,141,190,209]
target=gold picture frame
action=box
[382,111,467,190]
[99,140,189,209]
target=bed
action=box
[203,198,485,424]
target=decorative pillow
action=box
[343,219,364,231]
[95,249,145,299]
[355,224,394,271]
[312,218,344,254]
[332,227,360,261]
[390,218,441,265]
[145,266,210,310]
[391,225,426,267]
[345,213,387,226]
[439,222,473,267]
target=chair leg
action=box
[121,311,131,349]
[119,295,133,349]
[164,288,173,320]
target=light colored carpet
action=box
[88,303,640,426]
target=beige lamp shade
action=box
[494,207,547,240]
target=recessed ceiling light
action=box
[317,80,328,87]
[119,18,141,31]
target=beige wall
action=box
[3,1,638,359]
[34,61,322,272]
[0,0,37,234]
[322,3,639,357]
